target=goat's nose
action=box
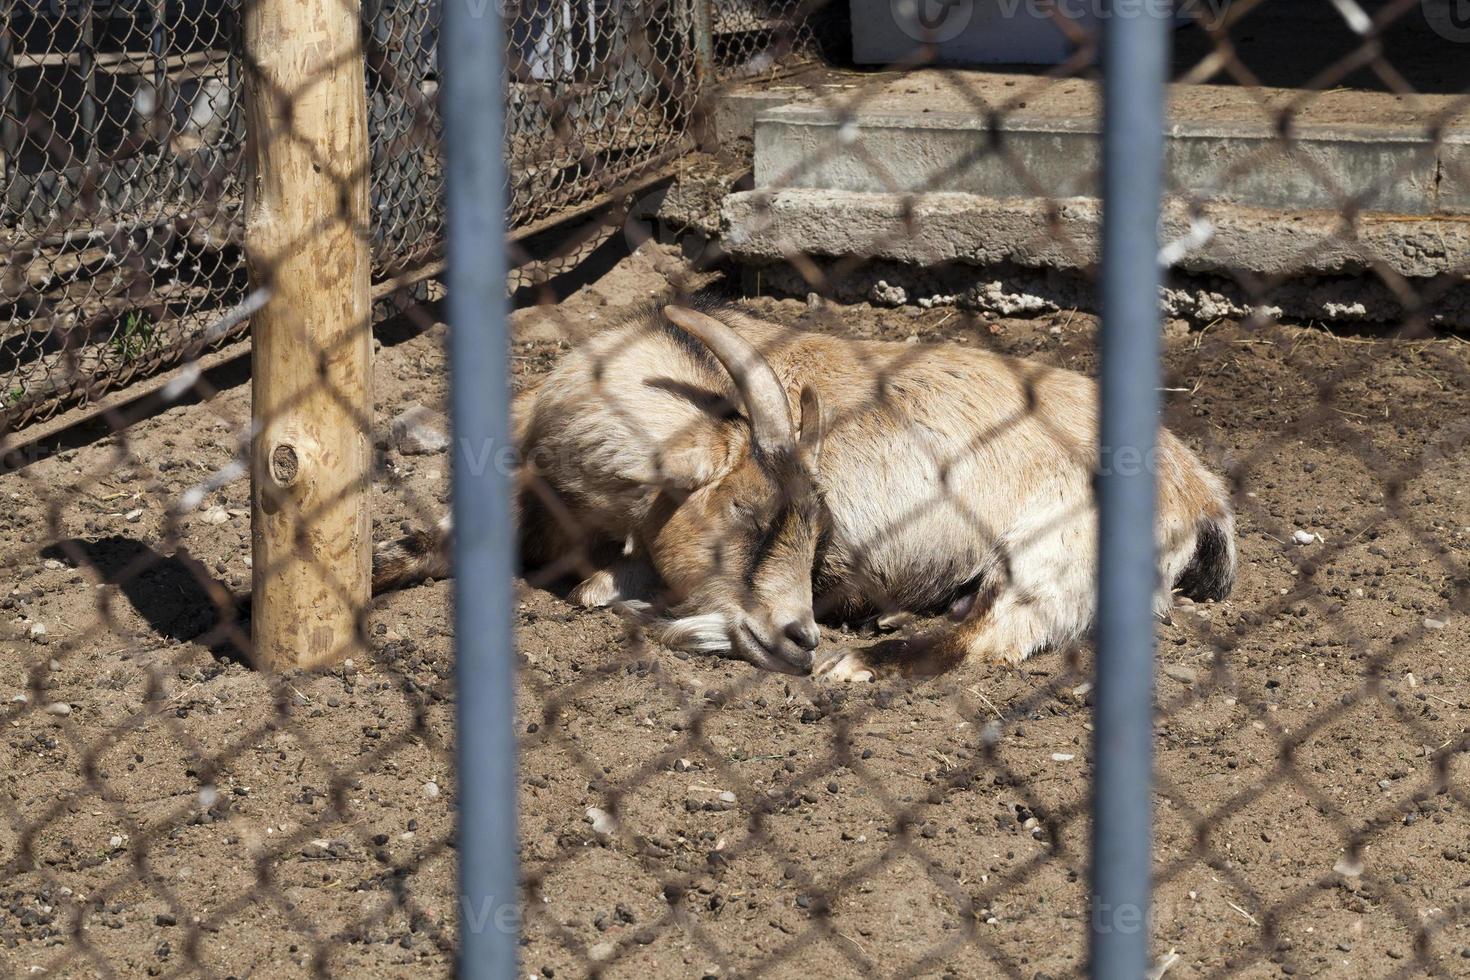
[783,620,821,652]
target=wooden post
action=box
[243,0,372,670]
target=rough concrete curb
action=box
[722,189,1470,280]
[757,106,1470,216]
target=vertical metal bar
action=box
[691,0,715,87]
[441,0,518,975]
[227,5,242,146]
[150,0,166,99]
[687,0,716,149]
[79,0,97,167]
[1091,3,1169,980]
[0,5,18,185]
[149,0,168,201]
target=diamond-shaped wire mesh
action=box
[0,0,462,973]
[3,0,1470,977]
[0,0,443,430]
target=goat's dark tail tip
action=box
[1175,513,1236,602]
[371,526,449,595]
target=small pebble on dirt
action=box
[422,781,440,800]
[1163,664,1197,685]
[27,623,48,643]
[44,701,71,716]
[391,405,451,456]
[586,807,616,835]
[1292,530,1315,545]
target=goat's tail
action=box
[1173,509,1237,602]
[372,514,452,593]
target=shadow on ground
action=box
[41,536,251,663]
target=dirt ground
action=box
[2,242,1469,978]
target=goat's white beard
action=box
[616,601,732,653]
[657,612,732,652]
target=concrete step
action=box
[727,71,1470,283]
[722,188,1470,280]
[752,72,1470,216]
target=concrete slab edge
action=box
[722,189,1470,280]
[759,104,1470,146]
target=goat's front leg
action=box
[568,554,662,609]
[815,585,1059,683]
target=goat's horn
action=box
[663,305,794,452]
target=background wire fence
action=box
[504,0,700,232]
[0,0,845,432]
[1,0,1469,978]
[0,0,445,430]
[706,0,830,78]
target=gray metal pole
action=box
[691,0,716,89]
[1091,2,1169,979]
[441,0,519,976]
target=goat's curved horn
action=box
[663,305,794,452]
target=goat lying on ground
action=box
[373,301,1235,679]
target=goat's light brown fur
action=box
[374,301,1235,678]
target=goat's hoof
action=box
[986,648,1030,668]
[813,649,876,684]
[569,570,619,608]
[875,610,915,632]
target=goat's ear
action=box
[643,422,739,490]
[797,386,823,467]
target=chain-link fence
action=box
[505,0,700,233]
[3,0,1470,977]
[0,0,445,430]
[706,0,830,78]
[0,0,847,434]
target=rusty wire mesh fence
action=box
[0,0,462,972]
[1,0,1470,978]
[0,0,448,430]
[504,0,700,231]
[706,0,828,78]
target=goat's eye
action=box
[729,501,762,526]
